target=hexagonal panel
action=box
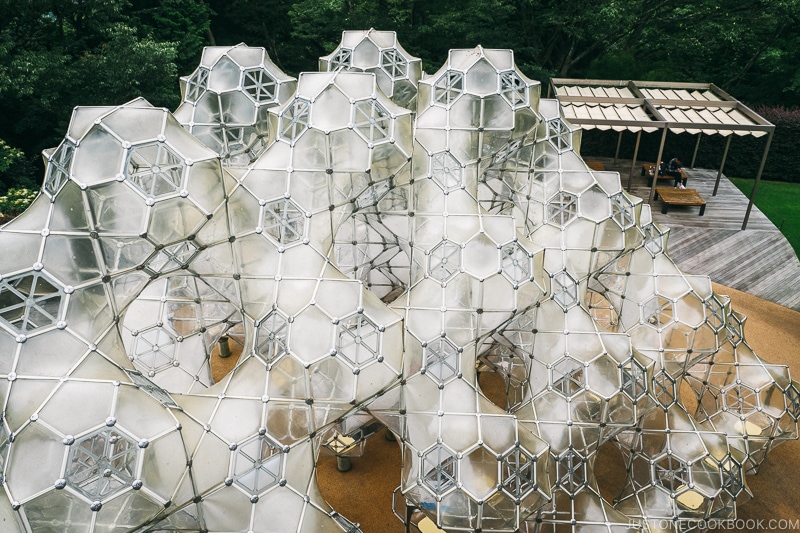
[425,338,460,385]
[0,271,65,334]
[642,296,674,327]
[127,142,185,198]
[610,192,635,230]
[499,71,527,107]
[65,428,139,501]
[232,435,283,496]
[555,449,587,495]
[654,455,689,493]
[131,325,178,373]
[353,100,391,143]
[551,270,578,311]
[278,99,310,141]
[330,48,352,69]
[643,223,664,256]
[336,313,380,367]
[380,49,407,79]
[705,295,726,332]
[653,370,677,408]
[44,141,75,197]
[185,66,209,103]
[546,117,572,152]
[500,447,537,498]
[262,198,306,245]
[551,357,585,398]
[500,242,531,285]
[723,384,758,416]
[428,240,461,282]
[621,359,648,401]
[242,67,278,103]
[256,311,289,363]
[430,151,463,191]
[546,192,577,227]
[433,70,463,106]
[422,444,457,495]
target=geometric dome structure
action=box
[0,29,796,533]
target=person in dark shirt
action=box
[667,157,686,188]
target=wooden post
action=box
[614,131,623,164]
[648,126,669,204]
[690,133,702,168]
[712,135,732,197]
[742,129,774,230]
[626,130,642,192]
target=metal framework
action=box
[0,31,796,533]
[550,79,775,229]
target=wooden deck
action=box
[587,156,800,311]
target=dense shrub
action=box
[579,105,800,183]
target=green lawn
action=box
[729,177,800,257]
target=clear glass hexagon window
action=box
[145,241,199,275]
[44,140,75,197]
[621,359,647,401]
[421,444,457,495]
[653,370,677,408]
[242,67,278,103]
[499,71,527,107]
[0,271,65,334]
[433,70,463,106]
[278,99,311,142]
[330,48,352,69]
[232,435,284,496]
[546,117,572,152]
[131,325,178,374]
[428,240,461,282]
[654,454,689,493]
[705,295,726,332]
[551,270,579,311]
[380,49,407,79]
[256,311,289,363]
[185,66,210,103]
[546,192,577,227]
[353,100,391,144]
[551,356,585,398]
[501,242,531,285]
[643,223,664,256]
[336,313,380,367]
[556,449,587,495]
[723,384,758,416]
[500,447,537,498]
[424,337,460,385]
[610,192,635,230]
[787,383,800,421]
[127,142,186,198]
[262,198,306,245]
[65,428,139,501]
[430,151,463,191]
[721,457,745,498]
[642,296,674,327]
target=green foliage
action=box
[2,0,800,194]
[0,187,38,220]
[729,177,800,257]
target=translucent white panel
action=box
[72,126,124,185]
[466,58,499,96]
[353,39,380,66]
[226,45,265,67]
[103,107,165,144]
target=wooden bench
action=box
[654,187,706,216]
[587,161,605,171]
[642,163,688,186]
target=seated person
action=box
[666,157,686,188]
